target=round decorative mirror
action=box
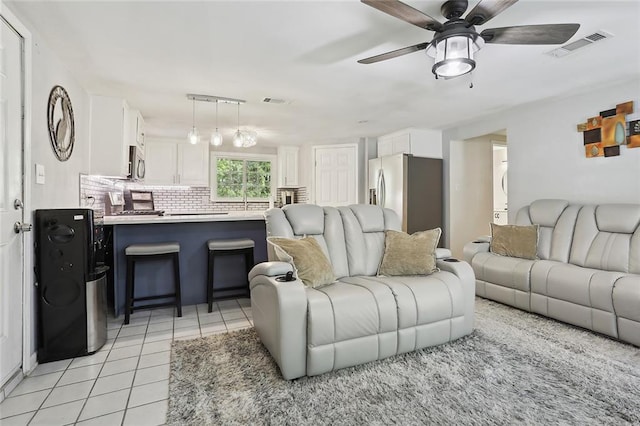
[47,85,75,162]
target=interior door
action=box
[314,145,357,206]
[0,14,26,388]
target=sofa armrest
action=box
[250,271,307,380]
[435,248,452,259]
[462,239,491,263]
[437,258,476,333]
[248,261,293,281]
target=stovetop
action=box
[115,210,165,216]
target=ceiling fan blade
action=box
[465,0,518,26]
[358,42,429,64]
[361,0,443,32]
[481,24,580,44]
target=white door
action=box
[0,14,27,388]
[314,145,357,206]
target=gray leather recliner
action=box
[249,204,475,380]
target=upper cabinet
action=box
[145,139,209,186]
[128,109,145,152]
[377,128,443,159]
[89,95,130,177]
[277,146,299,187]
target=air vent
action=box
[263,97,286,104]
[545,30,613,58]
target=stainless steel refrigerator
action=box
[369,153,443,237]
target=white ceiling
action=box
[8,0,640,147]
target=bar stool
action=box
[207,238,255,313]
[125,242,182,325]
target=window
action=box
[210,153,275,201]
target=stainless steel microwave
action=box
[128,146,145,180]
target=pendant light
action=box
[210,100,223,147]
[187,98,200,144]
[232,102,244,148]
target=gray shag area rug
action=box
[168,298,640,425]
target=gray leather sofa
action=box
[249,204,475,380]
[463,199,640,347]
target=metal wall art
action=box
[47,85,75,161]
[577,100,637,158]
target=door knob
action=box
[14,222,33,233]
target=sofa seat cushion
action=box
[531,260,624,312]
[351,272,466,327]
[471,252,535,292]
[613,275,640,322]
[306,280,398,347]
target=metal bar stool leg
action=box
[125,256,135,325]
[173,252,182,318]
[245,248,254,297]
[207,250,215,313]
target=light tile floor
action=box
[0,298,252,426]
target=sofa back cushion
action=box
[338,205,401,277]
[265,204,350,278]
[264,204,401,279]
[515,199,579,262]
[569,204,640,273]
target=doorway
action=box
[492,143,508,225]
[0,7,32,395]
[448,130,507,258]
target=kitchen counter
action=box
[103,211,265,225]
[105,213,267,316]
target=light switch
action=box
[35,164,45,184]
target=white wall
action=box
[28,42,91,210]
[7,3,91,363]
[449,136,493,258]
[443,78,640,247]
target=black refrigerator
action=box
[35,209,108,363]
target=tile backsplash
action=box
[80,175,307,215]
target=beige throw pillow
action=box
[490,223,539,260]
[378,228,441,276]
[267,237,335,288]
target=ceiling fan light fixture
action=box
[427,32,483,79]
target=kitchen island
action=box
[104,212,267,316]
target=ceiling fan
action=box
[359,0,580,79]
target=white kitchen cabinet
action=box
[145,139,209,186]
[178,143,209,185]
[128,109,145,152]
[278,146,299,187]
[377,128,442,159]
[89,95,130,177]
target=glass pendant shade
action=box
[210,101,223,146]
[426,33,483,79]
[188,98,199,144]
[210,130,223,146]
[188,127,200,144]
[232,130,244,147]
[242,130,257,148]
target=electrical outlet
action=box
[202,196,210,205]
